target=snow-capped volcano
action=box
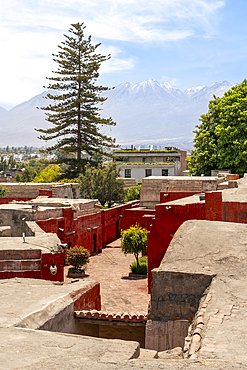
[0,80,234,148]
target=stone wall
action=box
[0,226,11,237]
[140,176,220,208]
[0,182,80,201]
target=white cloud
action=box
[0,0,225,107]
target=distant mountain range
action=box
[0,79,234,150]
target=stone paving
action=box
[65,238,150,315]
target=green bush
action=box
[121,224,147,268]
[130,256,148,275]
[66,245,90,272]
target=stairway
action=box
[0,249,42,279]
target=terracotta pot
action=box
[68,269,85,278]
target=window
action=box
[162,169,168,176]
[125,169,131,178]
[145,169,152,177]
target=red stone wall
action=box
[71,282,101,311]
[41,252,65,282]
[122,208,155,232]
[101,201,139,246]
[160,191,201,204]
[0,197,33,204]
[148,201,205,290]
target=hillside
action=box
[0,80,234,149]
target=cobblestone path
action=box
[65,238,150,315]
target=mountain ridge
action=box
[0,79,235,149]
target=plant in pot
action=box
[67,245,90,278]
[121,224,148,275]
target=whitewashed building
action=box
[113,147,187,182]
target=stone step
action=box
[0,249,41,260]
[0,270,41,279]
[0,259,41,271]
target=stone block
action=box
[158,346,184,359]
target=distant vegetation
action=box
[79,163,125,208]
[189,80,247,176]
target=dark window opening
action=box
[162,169,168,176]
[125,169,131,178]
[93,234,96,253]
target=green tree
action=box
[0,185,7,198]
[36,22,116,176]
[189,80,247,176]
[33,164,61,183]
[79,163,125,208]
[124,181,142,202]
[15,167,42,182]
[121,224,148,268]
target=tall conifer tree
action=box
[36,22,116,176]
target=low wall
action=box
[160,191,201,204]
[140,176,219,208]
[148,201,205,290]
[0,182,80,201]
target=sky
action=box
[1,0,247,109]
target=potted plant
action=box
[121,224,148,276]
[67,245,90,278]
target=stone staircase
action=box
[0,249,42,279]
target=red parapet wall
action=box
[71,282,101,311]
[160,191,201,204]
[0,270,41,279]
[41,252,65,282]
[205,192,223,221]
[148,201,205,290]
[0,197,33,204]
[39,189,53,197]
[122,207,155,231]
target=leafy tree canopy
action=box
[15,167,42,183]
[32,164,61,183]
[189,80,247,176]
[121,224,147,267]
[36,22,116,176]
[0,185,7,198]
[78,163,125,208]
[124,181,141,202]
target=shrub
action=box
[121,224,148,267]
[130,256,148,275]
[66,245,90,272]
[124,181,142,202]
[0,185,7,198]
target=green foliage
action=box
[124,182,141,202]
[36,22,116,176]
[189,80,247,176]
[32,164,61,183]
[66,245,90,271]
[79,163,125,208]
[121,224,148,267]
[0,185,7,198]
[0,156,16,171]
[130,256,147,275]
[15,167,42,182]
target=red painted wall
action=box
[148,201,205,290]
[41,252,65,282]
[0,197,33,204]
[71,282,101,311]
[101,201,140,246]
[205,191,247,224]
[122,207,155,231]
[160,191,201,204]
